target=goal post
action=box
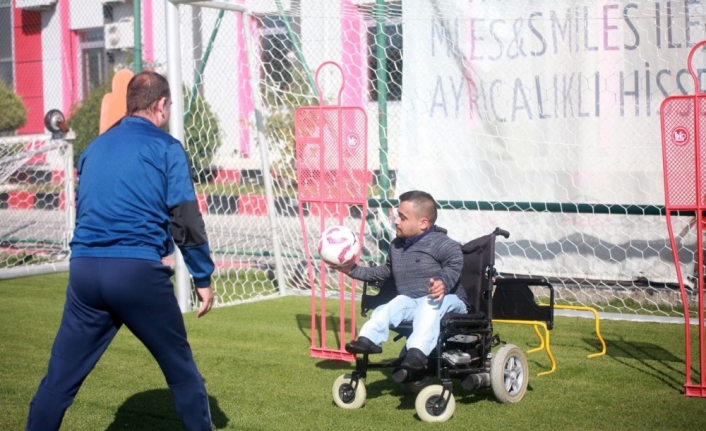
[0,130,75,279]
[167,0,287,311]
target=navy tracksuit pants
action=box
[26,258,211,431]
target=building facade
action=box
[3,0,401,174]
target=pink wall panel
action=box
[13,5,44,134]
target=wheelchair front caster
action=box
[491,344,529,403]
[332,374,366,409]
[414,384,455,422]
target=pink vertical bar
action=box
[143,0,154,64]
[318,107,327,348]
[340,0,365,107]
[59,0,78,115]
[695,92,705,392]
[343,15,364,341]
[689,45,706,393]
[72,31,80,106]
[235,1,253,156]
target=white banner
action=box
[398,0,706,282]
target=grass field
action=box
[2,273,706,430]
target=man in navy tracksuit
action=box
[26,71,215,431]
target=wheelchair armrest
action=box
[361,278,397,317]
[441,312,489,329]
[493,278,555,329]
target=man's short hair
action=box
[126,71,171,116]
[399,190,437,225]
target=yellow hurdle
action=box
[494,319,556,376]
[552,304,607,359]
[494,304,606,376]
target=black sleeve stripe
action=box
[169,200,208,247]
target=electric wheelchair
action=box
[332,227,550,422]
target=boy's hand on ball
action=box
[334,261,355,274]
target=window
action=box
[0,0,13,87]
[258,14,295,88]
[79,28,108,97]
[365,2,402,101]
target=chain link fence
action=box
[3,0,706,321]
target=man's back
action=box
[70,116,195,262]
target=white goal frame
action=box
[167,0,287,312]
[0,131,75,280]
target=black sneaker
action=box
[345,336,382,354]
[391,367,426,384]
[400,348,427,370]
[392,367,409,383]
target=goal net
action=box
[156,0,705,320]
[0,133,75,277]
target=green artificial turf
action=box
[1,273,706,430]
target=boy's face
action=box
[394,200,428,239]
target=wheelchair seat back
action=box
[457,233,497,319]
[361,277,397,315]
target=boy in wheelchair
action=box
[333,190,468,382]
[330,192,531,422]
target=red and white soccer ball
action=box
[318,226,360,267]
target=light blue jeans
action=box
[359,294,467,355]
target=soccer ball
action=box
[318,226,361,266]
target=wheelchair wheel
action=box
[491,344,529,403]
[332,374,366,409]
[414,385,456,423]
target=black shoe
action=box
[392,367,409,383]
[400,348,427,371]
[345,336,382,354]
